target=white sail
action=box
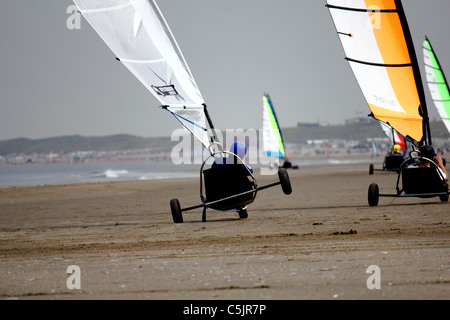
[73,0,212,148]
[262,94,285,159]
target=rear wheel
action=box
[368,183,379,206]
[278,168,292,195]
[170,199,183,223]
[237,208,248,219]
[369,164,374,175]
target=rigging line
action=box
[346,57,412,68]
[326,4,397,13]
[162,107,207,132]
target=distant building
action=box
[297,122,319,127]
[344,117,376,125]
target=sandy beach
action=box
[0,162,448,301]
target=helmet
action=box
[419,145,435,161]
[230,142,247,158]
[392,144,401,152]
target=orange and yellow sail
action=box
[326,0,429,144]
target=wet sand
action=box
[0,162,448,300]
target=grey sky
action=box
[1,0,449,140]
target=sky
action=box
[1,0,449,140]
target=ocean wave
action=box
[99,169,129,178]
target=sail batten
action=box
[327,0,429,144]
[326,4,397,13]
[346,58,412,68]
[73,0,213,149]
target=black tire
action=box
[369,164,374,175]
[443,158,447,167]
[238,208,248,219]
[278,168,292,195]
[439,193,449,202]
[170,199,183,223]
[368,183,379,207]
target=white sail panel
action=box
[164,105,209,146]
[349,62,405,114]
[329,3,385,65]
[74,0,211,148]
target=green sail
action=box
[423,37,450,134]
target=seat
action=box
[384,155,404,170]
[401,166,448,196]
[203,164,256,211]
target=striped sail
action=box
[262,94,286,159]
[73,0,212,148]
[326,0,429,144]
[423,37,450,134]
[380,122,406,151]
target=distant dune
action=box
[0,121,448,156]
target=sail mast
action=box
[395,0,431,146]
[203,103,217,144]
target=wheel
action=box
[278,168,292,195]
[369,164,374,175]
[237,208,248,219]
[439,193,448,202]
[443,158,447,167]
[170,199,183,223]
[368,183,379,206]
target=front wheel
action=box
[439,193,449,202]
[278,168,292,195]
[368,183,379,206]
[369,164,374,175]
[170,199,183,223]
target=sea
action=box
[0,161,199,187]
[0,157,374,187]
